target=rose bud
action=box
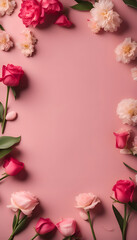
[56,218,76,237]
[6,111,17,121]
[113,130,130,149]
[35,218,55,235]
[55,15,72,28]
[112,180,135,203]
[3,156,24,176]
[7,191,39,216]
[0,64,24,87]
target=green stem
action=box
[2,86,10,134]
[0,173,9,181]
[87,211,96,240]
[8,210,21,240]
[30,233,39,240]
[122,204,127,240]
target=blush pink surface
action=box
[0,1,137,239]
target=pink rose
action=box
[112,180,135,203]
[35,218,55,235]
[42,0,63,14]
[3,156,24,176]
[56,218,76,237]
[55,14,72,28]
[7,191,39,215]
[114,130,130,149]
[75,193,100,211]
[18,0,45,27]
[0,64,24,87]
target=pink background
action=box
[0,0,137,239]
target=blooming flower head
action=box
[88,19,100,34]
[89,0,122,33]
[0,30,13,51]
[131,67,137,81]
[7,191,39,216]
[0,0,16,17]
[75,193,100,211]
[19,29,37,57]
[115,38,137,64]
[112,180,135,203]
[18,0,45,27]
[117,99,137,126]
[0,64,24,86]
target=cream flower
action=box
[115,38,137,64]
[0,0,16,17]
[131,67,137,81]
[75,193,100,211]
[89,0,122,33]
[0,30,13,51]
[19,29,37,57]
[117,99,137,126]
[88,19,100,33]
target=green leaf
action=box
[112,205,124,233]
[71,1,93,11]
[0,24,4,31]
[128,202,137,211]
[123,162,137,173]
[123,0,137,8]
[0,148,12,159]
[0,136,21,149]
[12,215,17,230]
[13,216,27,235]
[11,87,16,99]
[0,102,4,122]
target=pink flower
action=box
[112,180,135,203]
[55,14,72,28]
[75,193,100,211]
[113,130,130,149]
[0,64,24,87]
[56,218,76,237]
[3,156,24,176]
[18,0,45,27]
[7,191,39,215]
[35,218,55,235]
[42,0,63,14]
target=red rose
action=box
[112,180,135,203]
[3,156,24,176]
[18,0,45,27]
[0,64,24,87]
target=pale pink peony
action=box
[131,67,137,81]
[117,98,137,126]
[0,30,13,51]
[7,191,39,216]
[0,0,16,17]
[89,0,122,33]
[75,193,100,211]
[115,38,137,64]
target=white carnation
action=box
[0,30,13,51]
[117,99,137,126]
[0,0,16,17]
